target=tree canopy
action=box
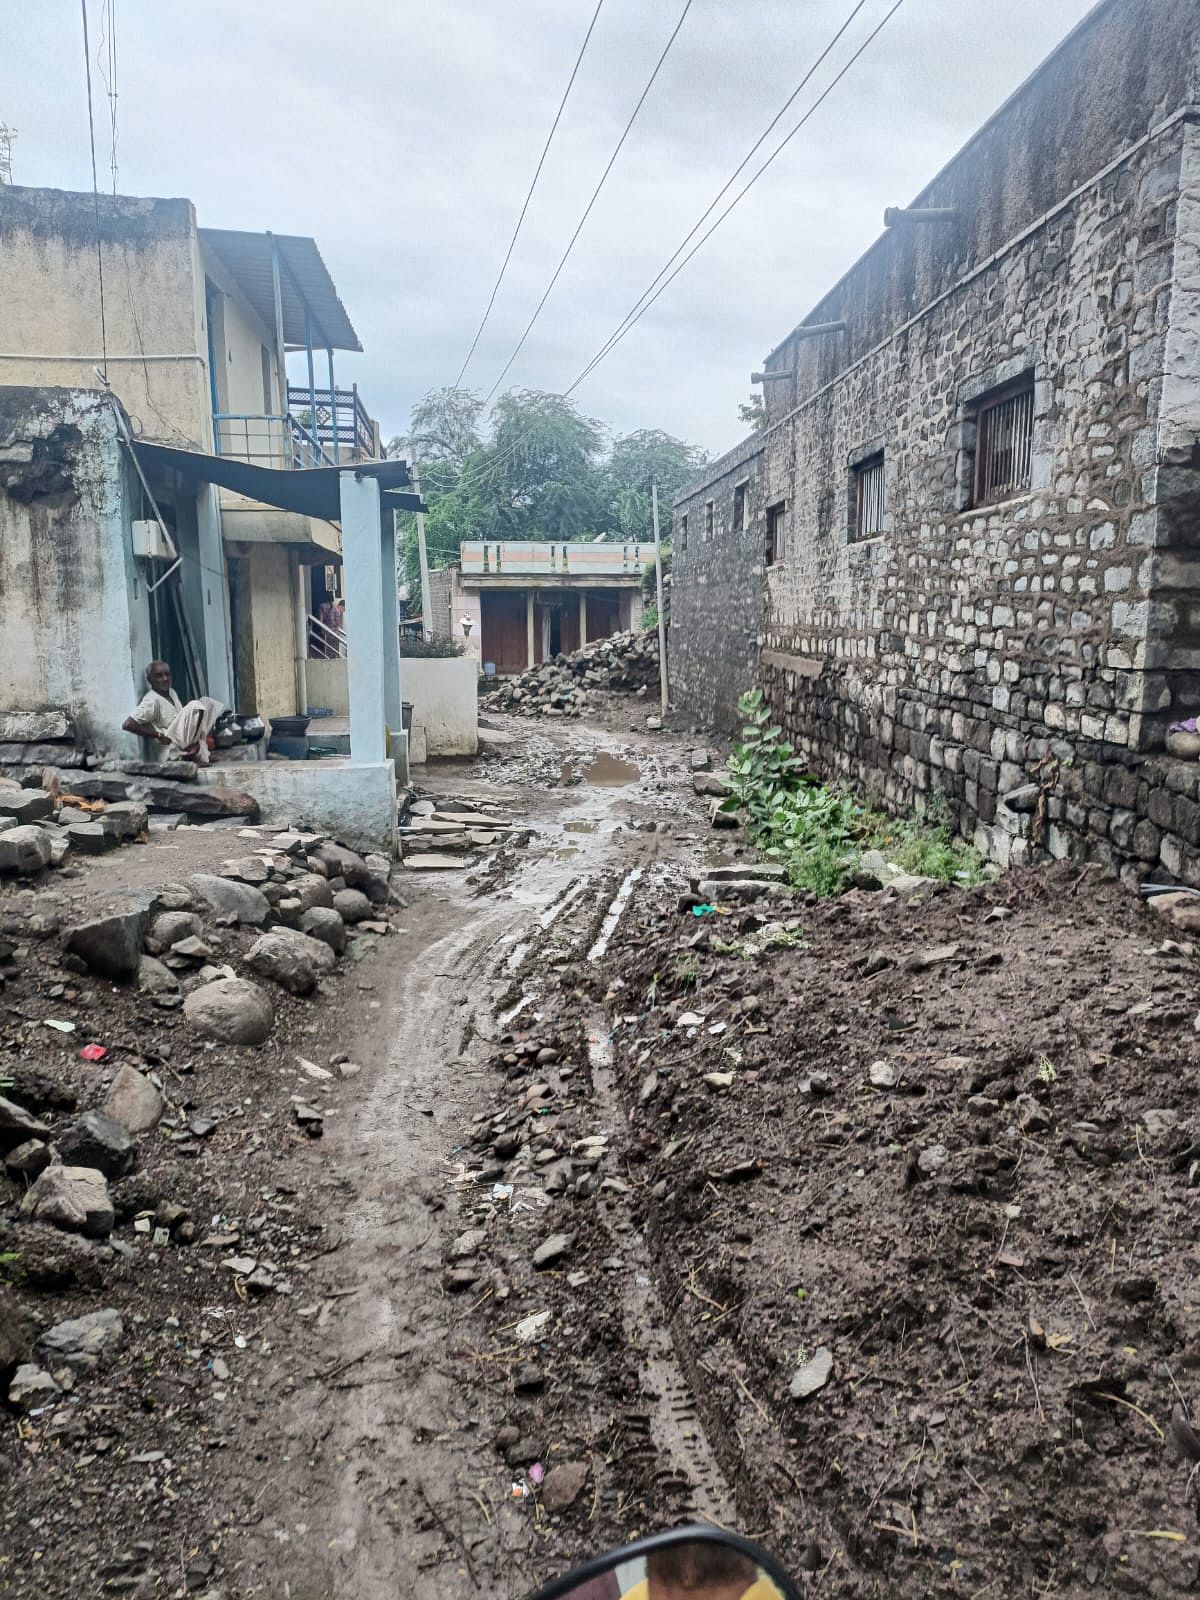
[390,387,707,596]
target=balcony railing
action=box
[308,610,347,660]
[286,383,378,463]
[212,411,333,469]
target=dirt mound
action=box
[485,629,659,718]
[598,864,1200,1594]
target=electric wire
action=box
[566,0,909,394]
[479,0,696,408]
[80,0,109,379]
[566,0,876,394]
[429,0,906,513]
[453,0,607,388]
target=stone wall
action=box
[671,0,1200,886]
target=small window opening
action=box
[704,500,714,541]
[766,501,787,567]
[679,513,688,552]
[853,452,886,541]
[973,375,1034,505]
[733,482,747,533]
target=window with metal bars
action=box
[852,452,886,541]
[766,501,787,567]
[973,376,1035,505]
[678,513,688,551]
[704,500,715,541]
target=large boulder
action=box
[103,801,148,840]
[184,978,274,1045]
[0,1094,50,1151]
[0,790,52,824]
[299,906,347,956]
[310,842,369,886]
[245,929,336,996]
[22,1165,114,1237]
[146,910,203,953]
[0,825,52,875]
[332,888,372,925]
[290,873,335,912]
[36,1308,123,1374]
[63,905,148,981]
[57,1111,137,1178]
[188,873,270,926]
[102,1066,164,1135]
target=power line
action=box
[453,0,607,389]
[79,0,109,379]
[480,0,696,408]
[565,0,875,393]
[567,0,909,395]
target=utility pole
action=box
[652,480,668,715]
[411,459,433,634]
[0,125,15,185]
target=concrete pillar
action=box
[380,509,407,784]
[196,483,234,705]
[291,553,308,716]
[340,471,386,764]
[526,589,535,668]
[579,590,588,648]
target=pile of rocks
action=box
[398,795,523,870]
[484,628,659,718]
[0,772,260,880]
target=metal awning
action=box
[199,228,362,352]
[132,441,422,520]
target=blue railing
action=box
[211,412,334,469]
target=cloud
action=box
[5,0,1099,452]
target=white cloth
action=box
[132,689,222,765]
[131,687,182,733]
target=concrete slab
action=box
[402,853,475,870]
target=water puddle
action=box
[582,752,639,787]
[563,820,598,834]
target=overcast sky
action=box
[5,0,1099,455]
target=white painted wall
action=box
[0,388,149,755]
[306,657,349,715]
[195,757,396,854]
[403,656,478,757]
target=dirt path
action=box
[227,720,718,1598]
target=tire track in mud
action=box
[233,728,720,1600]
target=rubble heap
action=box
[484,628,659,718]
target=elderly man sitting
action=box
[122,661,223,765]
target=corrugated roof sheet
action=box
[199,229,362,353]
[133,441,420,520]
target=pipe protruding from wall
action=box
[884,205,959,227]
[751,369,796,384]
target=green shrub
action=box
[398,633,465,658]
[723,688,988,895]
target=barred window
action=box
[766,501,787,567]
[973,376,1034,505]
[679,513,688,551]
[704,500,715,541]
[853,452,886,540]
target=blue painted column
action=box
[340,470,386,764]
[380,507,406,782]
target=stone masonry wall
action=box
[669,432,766,731]
[673,85,1200,885]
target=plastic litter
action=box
[515,1309,552,1342]
[78,1043,108,1062]
[529,1462,545,1485]
[44,1019,76,1034]
[691,903,717,918]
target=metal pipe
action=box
[884,205,959,226]
[751,369,796,383]
[268,233,287,460]
[784,319,846,342]
[305,307,318,468]
[652,482,668,716]
[326,347,339,463]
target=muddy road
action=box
[228,720,719,1599]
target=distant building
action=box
[671,0,1200,884]
[429,541,654,674]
